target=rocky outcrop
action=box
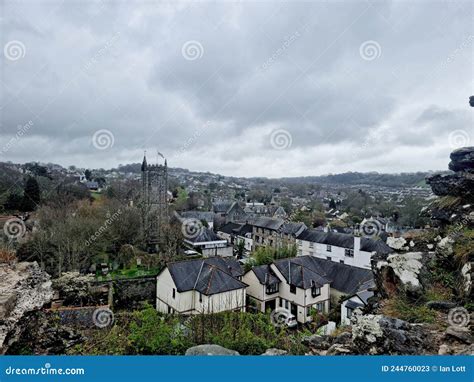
[426,173,474,197]
[449,146,474,173]
[351,313,436,355]
[185,344,240,356]
[425,147,474,226]
[373,252,434,299]
[261,348,287,356]
[4,310,83,355]
[0,262,54,354]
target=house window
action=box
[167,306,172,314]
[315,302,325,312]
[172,288,176,299]
[285,300,289,309]
[340,260,344,264]
[307,307,311,316]
[309,242,314,248]
[309,251,314,256]
[199,293,202,303]
[298,250,303,256]
[266,283,279,294]
[347,307,354,319]
[345,249,354,257]
[311,286,321,298]
[326,256,331,261]
[279,298,283,307]
[290,284,296,294]
[298,240,302,247]
[326,245,332,252]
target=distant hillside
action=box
[280,172,444,188]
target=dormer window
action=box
[266,283,279,294]
[311,285,321,298]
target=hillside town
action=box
[0,145,472,356]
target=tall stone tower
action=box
[141,152,168,252]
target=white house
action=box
[244,256,374,324]
[341,280,374,326]
[156,257,247,315]
[243,257,331,324]
[296,229,392,269]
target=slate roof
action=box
[251,265,282,285]
[252,217,284,231]
[219,222,254,236]
[185,227,224,243]
[281,222,306,236]
[297,229,393,255]
[274,256,373,295]
[212,201,234,213]
[218,222,242,235]
[273,258,330,289]
[165,258,246,296]
[180,210,215,222]
[203,256,244,278]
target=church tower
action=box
[141,152,168,252]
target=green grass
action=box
[96,266,161,281]
[381,296,437,324]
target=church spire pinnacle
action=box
[141,150,147,171]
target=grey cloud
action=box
[1,0,472,175]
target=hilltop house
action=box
[296,229,392,269]
[156,257,247,315]
[243,257,331,324]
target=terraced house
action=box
[251,217,306,251]
[296,229,393,269]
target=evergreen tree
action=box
[4,193,23,211]
[20,177,41,211]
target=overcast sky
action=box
[1,0,473,177]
